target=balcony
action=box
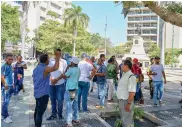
[40,2,47,9]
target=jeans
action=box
[34,95,49,127]
[98,82,106,106]
[1,86,14,119]
[49,83,66,117]
[65,91,78,125]
[153,81,163,104]
[78,81,90,111]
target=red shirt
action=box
[131,64,142,75]
[86,59,94,66]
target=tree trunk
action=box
[73,27,77,56]
[144,2,182,27]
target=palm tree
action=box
[64,4,90,56]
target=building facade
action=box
[3,1,71,57]
[126,7,159,44]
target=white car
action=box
[25,57,37,66]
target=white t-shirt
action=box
[78,60,94,82]
[116,70,136,100]
[49,58,67,85]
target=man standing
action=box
[32,53,60,127]
[13,55,27,94]
[47,49,67,120]
[150,56,166,107]
[78,53,96,112]
[95,58,107,109]
[147,58,155,99]
[89,56,97,93]
[116,60,136,127]
[1,54,14,123]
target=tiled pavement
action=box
[1,68,182,127]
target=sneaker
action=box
[153,103,157,107]
[179,100,182,103]
[107,100,114,104]
[4,116,12,123]
[82,110,90,113]
[159,101,162,105]
[46,115,57,120]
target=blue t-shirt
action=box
[32,63,50,98]
[150,64,164,81]
[1,64,13,86]
[96,64,107,84]
[65,67,80,90]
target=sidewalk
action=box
[1,70,182,127]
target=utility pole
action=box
[104,17,107,56]
[171,25,174,69]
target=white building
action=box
[3,1,71,57]
[126,7,159,44]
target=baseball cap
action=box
[155,56,160,59]
[133,58,138,63]
[69,57,80,64]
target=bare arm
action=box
[162,71,166,82]
[95,72,106,77]
[44,58,60,76]
[128,92,135,103]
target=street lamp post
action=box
[104,17,107,56]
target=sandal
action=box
[72,120,80,124]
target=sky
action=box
[73,1,127,45]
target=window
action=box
[40,7,46,12]
[51,2,61,10]
[143,10,150,14]
[151,36,157,41]
[151,23,157,27]
[143,30,150,34]
[128,11,135,15]
[128,30,135,34]
[135,17,142,21]
[151,30,157,34]
[151,16,157,20]
[40,16,45,21]
[127,37,132,40]
[128,17,135,21]
[135,10,141,14]
[143,16,150,20]
[143,23,150,27]
[128,23,135,28]
[143,36,150,40]
[135,40,138,44]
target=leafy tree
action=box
[64,4,90,56]
[33,20,73,54]
[1,3,20,51]
[47,10,59,19]
[114,1,182,27]
[165,48,181,65]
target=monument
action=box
[122,24,150,67]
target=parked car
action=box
[25,57,37,66]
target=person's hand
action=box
[125,104,131,112]
[51,79,58,85]
[164,79,167,84]
[4,85,9,90]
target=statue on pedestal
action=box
[136,24,141,35]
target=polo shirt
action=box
[1,63,13,86]
[116,70,136,100]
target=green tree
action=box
[47,10,59,19]
[1,3,20,51]
[33,20,73,54]
[64,4,90,56]
[165,48,181,65]
[114,1,182,27]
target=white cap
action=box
[69,57,80,64]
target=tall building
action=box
[3,1,71,57]
[126,7,159,44]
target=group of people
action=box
[1,49,169,127]
[1,55,27,123]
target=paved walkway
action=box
[1,68,182,127]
